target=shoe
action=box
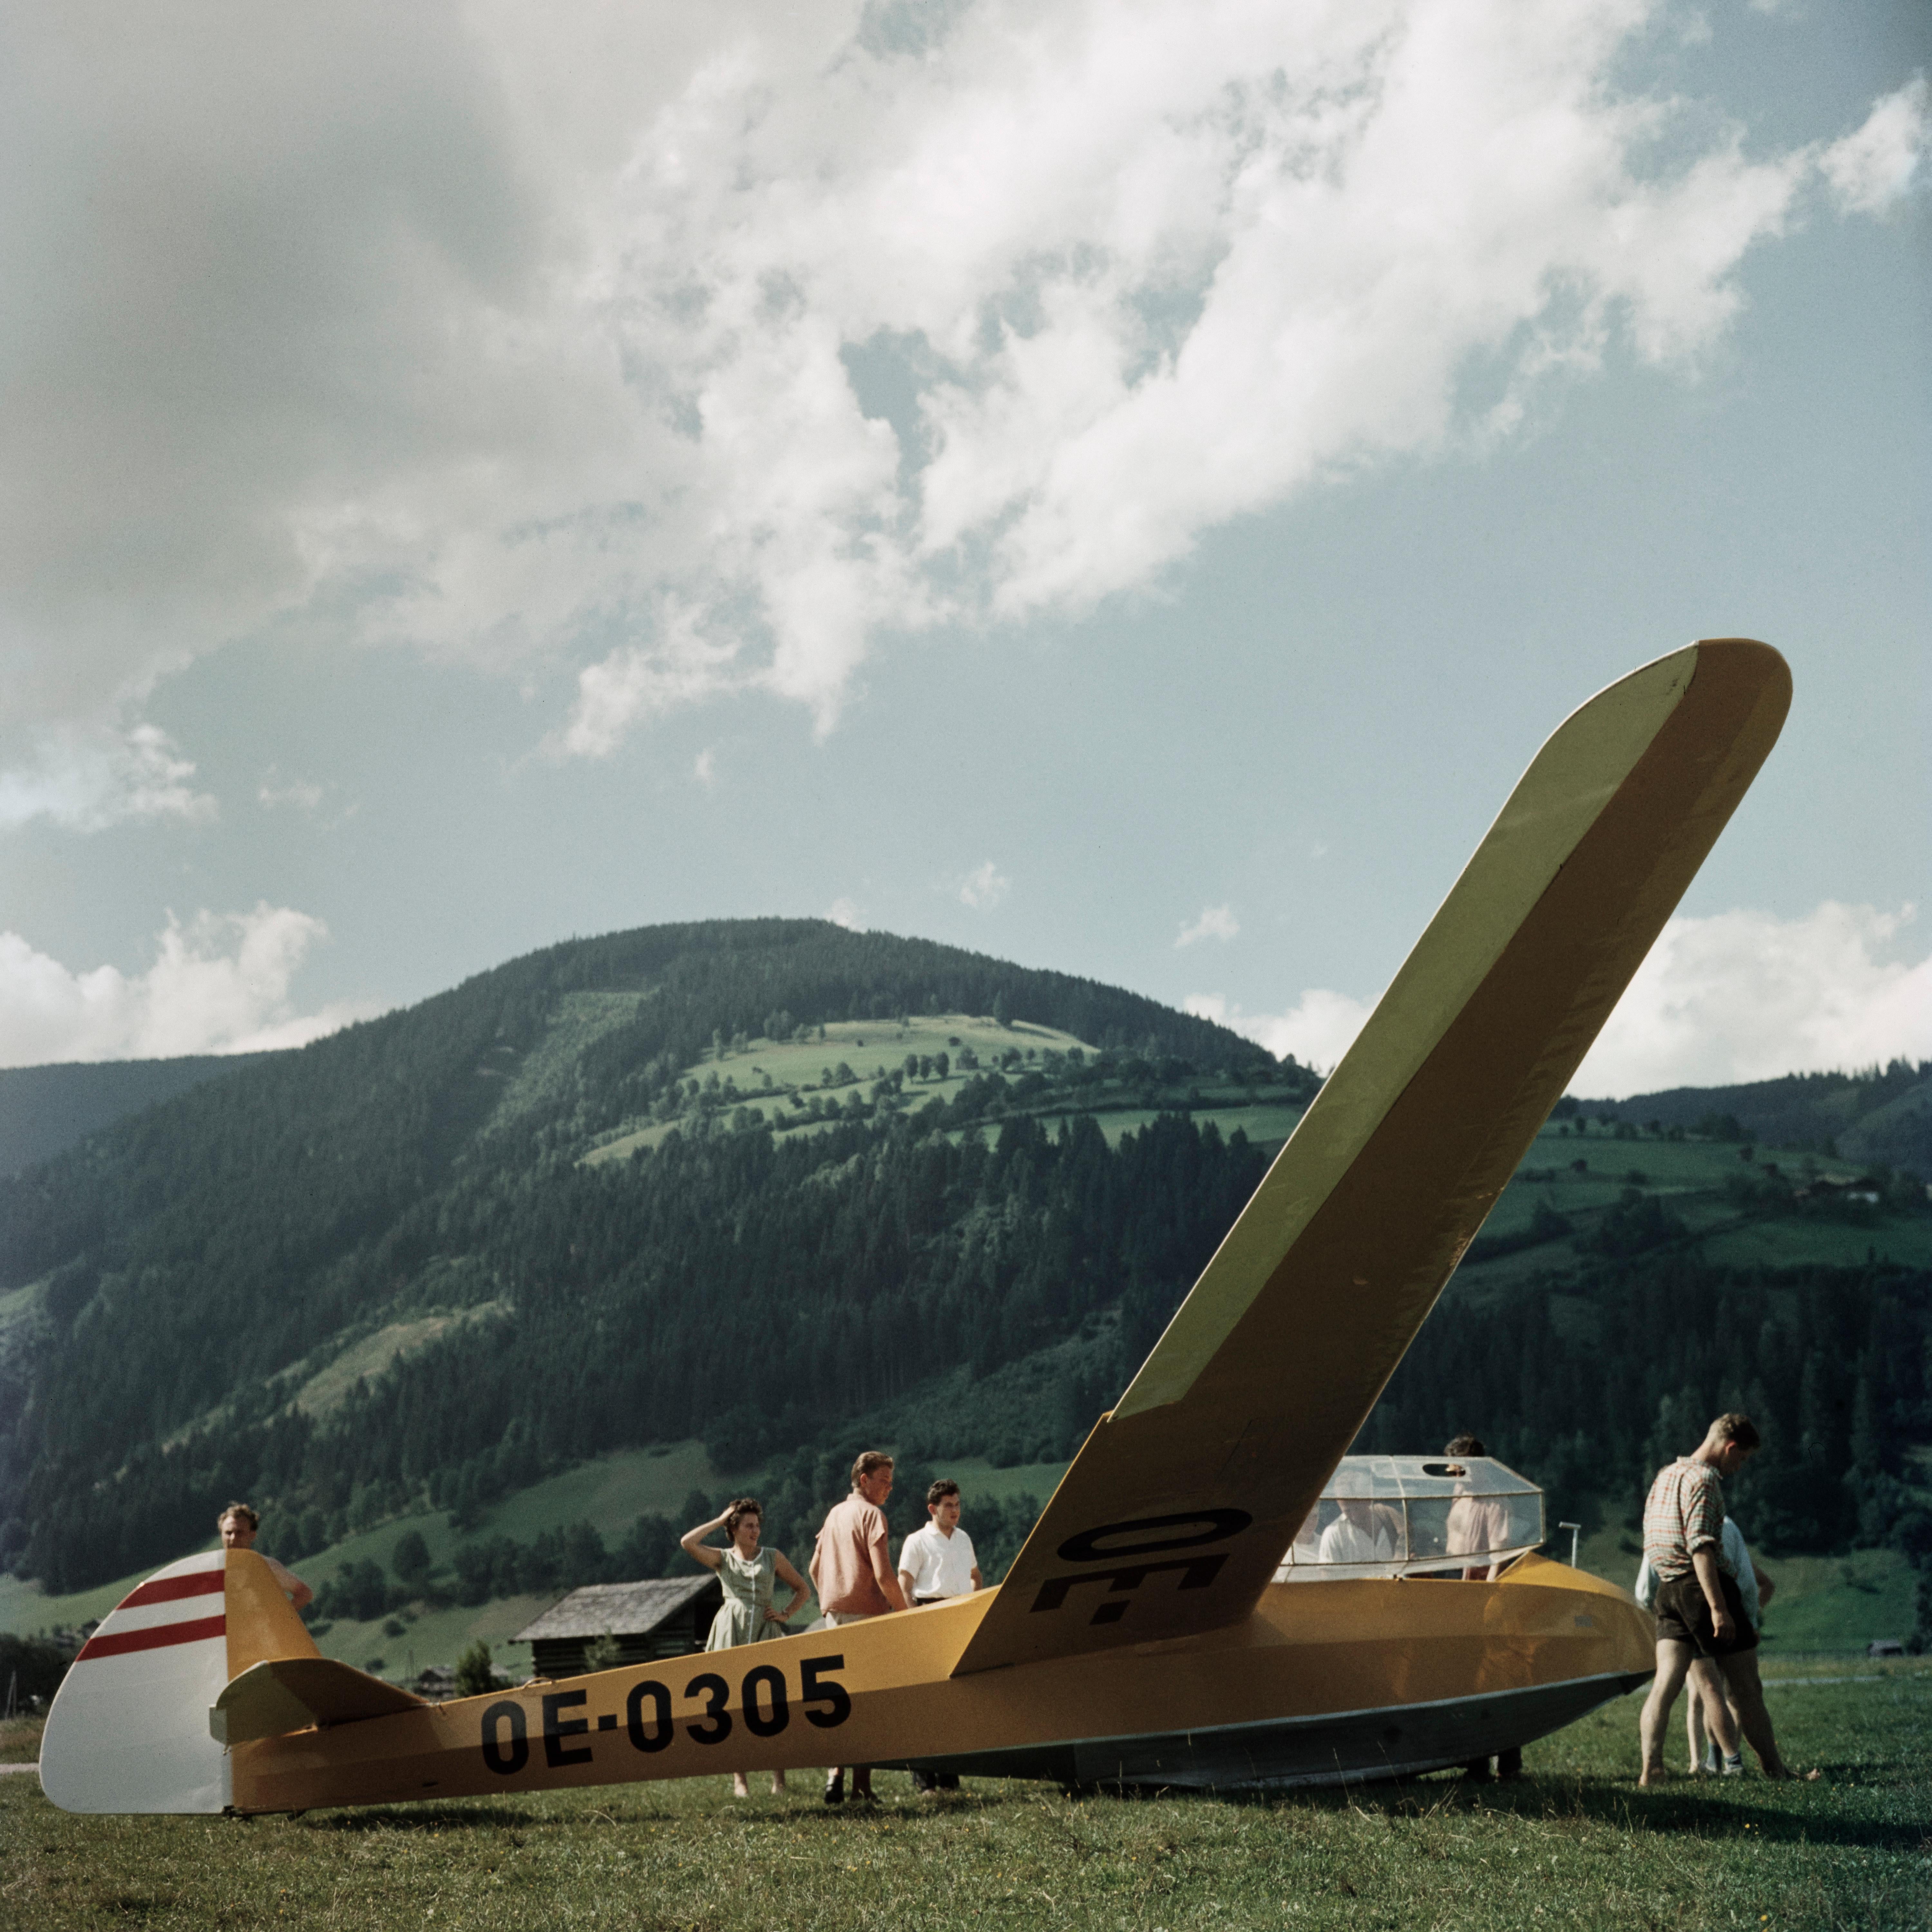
[823,1771,844,1805]
[1721,1755,1745,1777]
[1702,1745,1721,1774]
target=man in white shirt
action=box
[1316,1496,1397,1567]
[897,1479,982,1792]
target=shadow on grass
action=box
[1211,1771,1930,1853]
[298,1803,576,1833]
[288,1765,1927,1856]
[293,1785,1015,1836]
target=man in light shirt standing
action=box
[810,1451,909,1805]
[1636,1412,1790,1785]
[897,1479,982,1793]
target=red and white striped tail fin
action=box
[41,1550,234,1813]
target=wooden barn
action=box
[514,1576,723,1679]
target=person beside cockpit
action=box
[1317,1495,1397,1565]
[1442,1433,1510,1581]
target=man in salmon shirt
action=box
[809,1451,908,1804]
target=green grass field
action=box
[3,1663,1926,1930]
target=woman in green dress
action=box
[680,1498,810,1796]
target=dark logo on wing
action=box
[1033,1510,1253,1625]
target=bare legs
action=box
[1639,1639,1696,1784]
[1644,1641,1785,1782]
[1717,1649,1790,1778]
[1683,1659,1740,1769]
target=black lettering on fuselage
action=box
[542,1688,592,1767]
[480,1699,530,1775]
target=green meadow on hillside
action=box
[4,1664,1927,1931]
[581,1014,1101,1163]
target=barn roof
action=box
[514,1575,717,1643]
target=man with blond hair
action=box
[809,1451,908,1804]
[218,1502,313,1611]
[1636,1415,1789,1784]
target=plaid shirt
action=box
[1642,1457,1732,1583]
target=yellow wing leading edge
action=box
[952,639,1790,1675]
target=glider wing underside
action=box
[952,639,1790,1675]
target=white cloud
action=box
[1185,988,1373,1074]
[958,860,1010,911]
[0,905,379,1067]
[258,768,326,814]
[1191,900,1932,1096]
[0,722,214,831]
[1819,78,1928,215]
[1573,901,1932,1097]
[693,748,716,785]
[554,599,741,759]
[1176,904,1239,948]
[0,4,1916,764]
[828,896,866,931]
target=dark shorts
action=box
[1654,1570,1757,1656]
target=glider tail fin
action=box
[224,1547,322,1675]
[39,1550,234,1814]
[39,1547,329,1813]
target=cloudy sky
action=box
[1,0,1926,1094]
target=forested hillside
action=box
[0,1052,273,1177]
[1584,1060,1932,1180]
[0,918,1292,1591]
[2,914,1927,1633]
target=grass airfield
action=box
[4,1664,1927,1931]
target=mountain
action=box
[1580,1061,1932,1180]
[1,915,1926,1627]
[0,918,1296,1592]
[0,1052,277,1177]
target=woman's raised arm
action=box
[679,1510,733,1571]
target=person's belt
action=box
[913,1594,961,1605]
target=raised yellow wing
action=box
[952,639,1790,1675]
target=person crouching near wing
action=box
[218,1502,312,1611]
[897,1478,983,1794]
[681,1497,810,1798]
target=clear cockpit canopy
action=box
[1275,1455,1545,1582]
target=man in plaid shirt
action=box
[1636,1412,1791,1784]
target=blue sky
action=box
[1,1,1926,1093]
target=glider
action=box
[40,638,1791,1812]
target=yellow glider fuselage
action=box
[229,1556,1650,1811]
